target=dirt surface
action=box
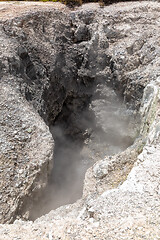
[0,1,67,20]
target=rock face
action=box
[0,1,160,239]
[0,83,54,223]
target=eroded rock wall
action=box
[0,83,54,223]
[0,3,159,236]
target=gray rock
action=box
[0,1,159,239]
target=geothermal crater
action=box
[0,3,159,235]
[14,8,139,219]
[30,74,137,219]
[23,13,139,218]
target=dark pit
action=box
[2,8,143,221]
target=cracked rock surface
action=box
[0,1,160,239]
[0,83,54,223]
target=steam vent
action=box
[0,1,160,239]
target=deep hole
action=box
[29,86,138,220]
[5,13,142,222]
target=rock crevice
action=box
[0,2,159,238]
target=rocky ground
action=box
[0,1,160,239]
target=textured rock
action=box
[0,82,54,223]
[0,1,159,239]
